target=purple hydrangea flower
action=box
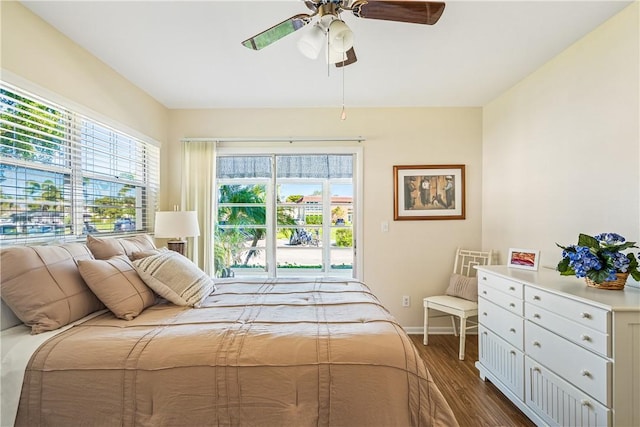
[557,232,640,284]
[595,233,625,245]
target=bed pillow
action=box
[130,247,169,261]
[78,255,156,320]
[1,299,22,331]
[86,234,156,260]
[132,251,215,307]
[445,273,479,302]
[0,244,104,334]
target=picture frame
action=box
[507,248,540,271]
[393,164,465,220]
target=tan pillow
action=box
[130,247,169,261]
[132,251,215,307]
[445,273,479,302]
[0,244,104,334]
[86,234,156,260]
[78,255,156,320]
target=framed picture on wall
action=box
[507,248,540,271]
[393,164,465,220]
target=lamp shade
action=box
[326,46,347,65]
[154,211,200,240]
[328,20,353,54]
[297,23,326,59]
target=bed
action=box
[1,241,458,426]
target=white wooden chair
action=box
[423,248,493,360]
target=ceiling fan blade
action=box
[335,47,357,68]
[351,1,445,25]
[304,1,319,12]
[242,14,313,50]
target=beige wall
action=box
[482,3,639,279]
[168,107,484,327]
[0,1,168,143]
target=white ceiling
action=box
[21,0,632,109]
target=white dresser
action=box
[475,266,640,427]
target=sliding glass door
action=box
[214,148,360,279]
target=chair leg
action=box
[423,306,429,345]
[458,317,467,360]
[451,316,458,336]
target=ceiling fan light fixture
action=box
[327,19,354,54]
[297,23,326,59]
[326,46,348,65]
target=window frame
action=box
[0,81,159,246]
[215,144,363,280]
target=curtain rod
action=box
[181,136,365,143]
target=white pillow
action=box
[445,273,478,302]
[132,251,215,307]
[130,247,169,261]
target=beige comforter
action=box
[16,278,458,427]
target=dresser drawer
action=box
[525,322,611,405]
[479,282,523,316]
[479,297,524,350]
[478,272,523,298]
[524,287,609,334]
[525,302,610,357]
[525,356,610,427]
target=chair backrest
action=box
[453,248,493,277]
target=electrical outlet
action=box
[402,295,410,307]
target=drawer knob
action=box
[533,313,541,319]
[580,312,592,319]
[532,366,541,373]
[581,334,592,342]
[581,370,592,378]
[482,276,487,281]
[510,350,516,356]
[533,295,541,301]
[581,399,592,408]
[483,331,488,336]
[509,328,516,333]
[509,286,516,291]
[532,341,541,348]
[509,303,516,308]
[483,312,487,316]
[482,290,487,295]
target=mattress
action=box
[13,278,458,426]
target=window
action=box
[0,82,159,246]
[214,149,361,279]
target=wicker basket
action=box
[585,272,629,290]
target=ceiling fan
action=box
[241,0,446,68]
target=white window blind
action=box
[0,81,159,246]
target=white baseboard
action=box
[403,326,448,335]
[403,326,479,335]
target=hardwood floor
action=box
[410,334,535,427]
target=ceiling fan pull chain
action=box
[327,26,331,78]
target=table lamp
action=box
[154,210,200,256]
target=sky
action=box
[279,183,352,198]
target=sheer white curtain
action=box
[181,141,215,274]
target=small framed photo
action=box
[507,248,540,271]
[393,164,465,220]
